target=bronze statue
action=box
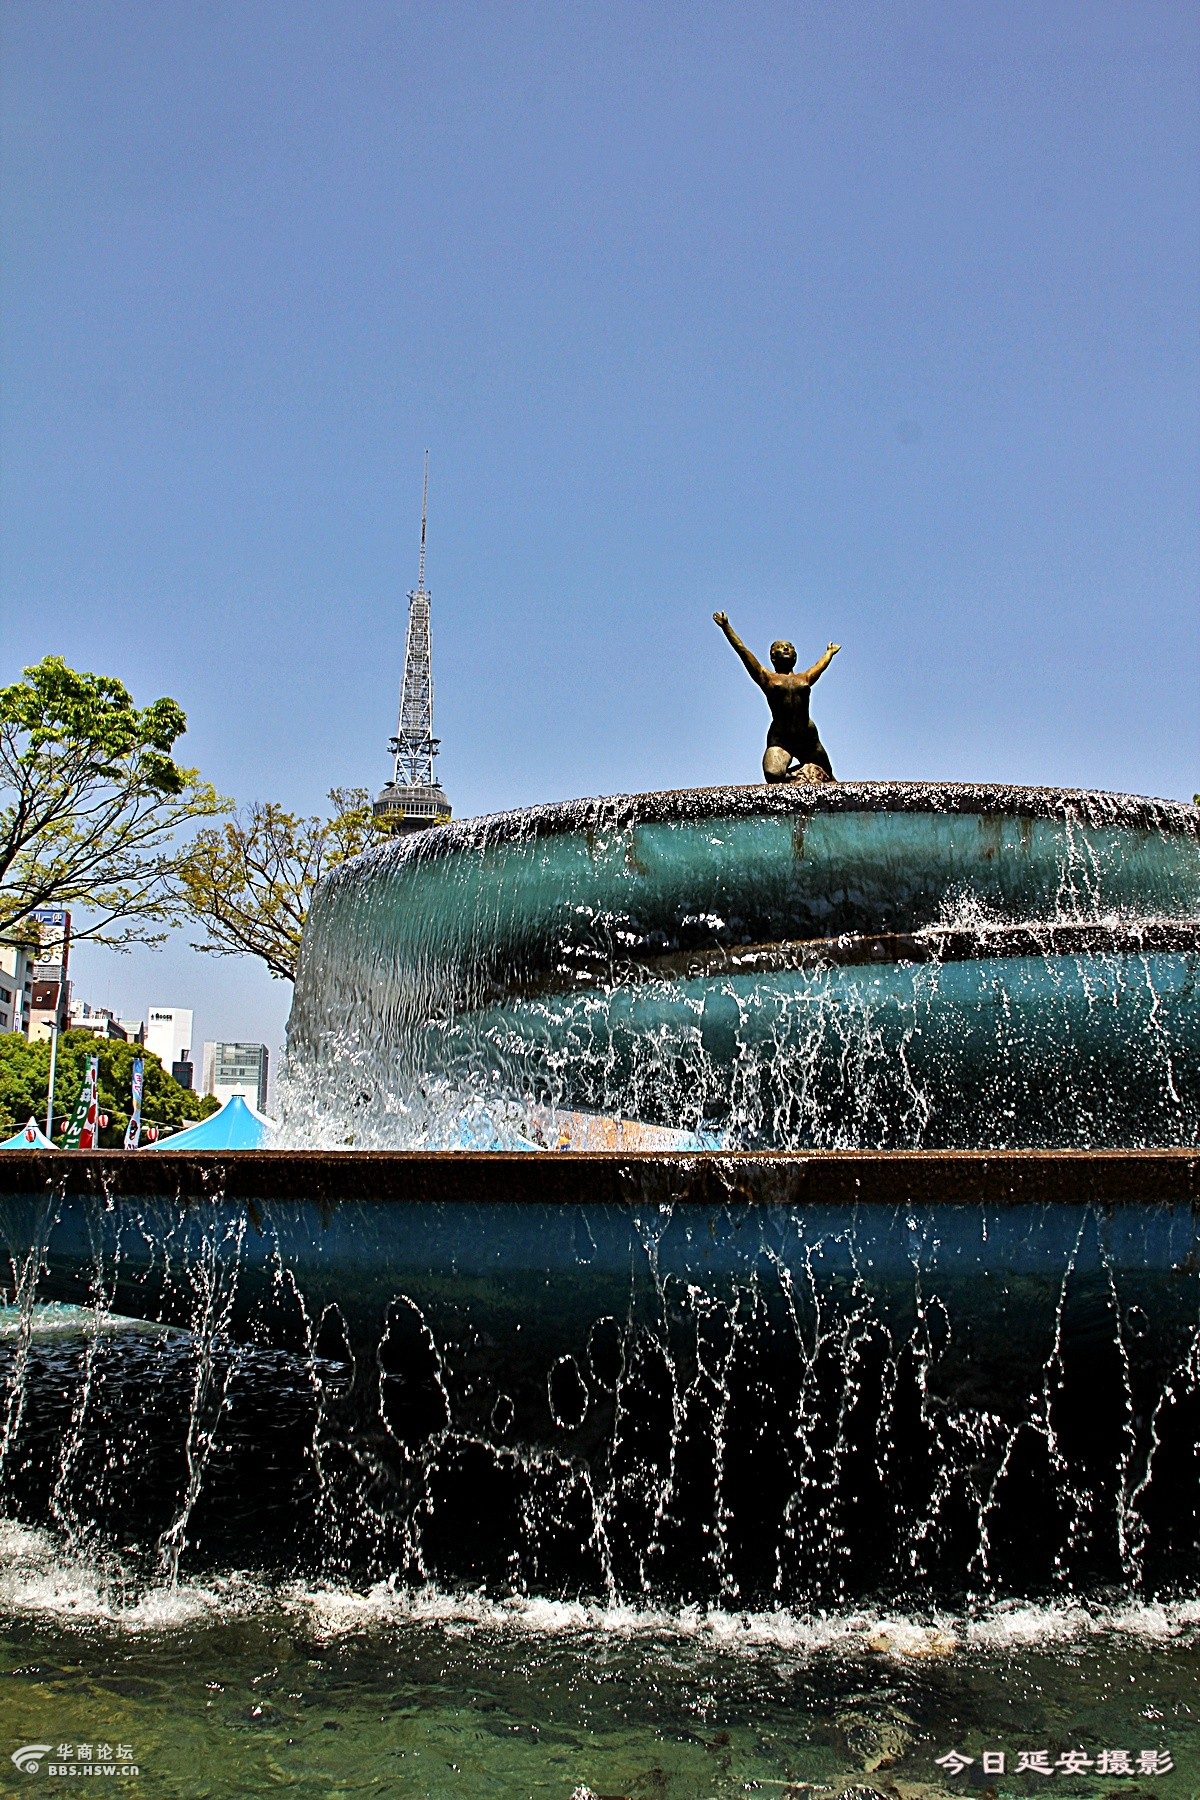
[713,613,840,783]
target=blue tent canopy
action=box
[150,1093,275,1151]
[0,1117,56,1150]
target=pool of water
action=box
[0,1289,1196,1796]
[0,1530,1196,1799]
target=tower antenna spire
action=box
[417,448,429,593]
[373,452,452,836]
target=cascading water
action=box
[0,783,1197,1795]
[2,1158,1198,1611]
[282,782,1200,1150]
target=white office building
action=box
[0,942,33,1035]
[145,1007,193,1072]
[70,1002,144,1043]
[202,1041,269,1112]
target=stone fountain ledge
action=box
[0,1147,1196,1208]
[357,780,1199,861]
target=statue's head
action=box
[769,640,797,672]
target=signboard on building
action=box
[30,908,71,972]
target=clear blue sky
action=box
[2,0,1197,1069]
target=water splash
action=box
[2,1188,1197,1610]
[0,1514,1197,1654]
[282,783,1200,1150]
[2,785,1198,1638]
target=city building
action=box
[26,908,72,1041]
[172,1050,194,1090]
[0,941,33,1035]
[69,1002,144,1042]
[27,977,70,1041]
[144,1007,193,1072]
[202,1041,269,1112]
[374,453,453,836]
[70,1002,113,1039]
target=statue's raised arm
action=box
[801,642,841,684]
[713,612,768,689]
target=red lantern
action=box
[98,1114,109,1130]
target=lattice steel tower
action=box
[374,453,453,835]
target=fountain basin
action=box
[1,1149,1197,1600]
[3,1148,1197,1349]
[4,785,1196,1600]
[289,783,1200,1148]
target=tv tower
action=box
[373,452,453,835]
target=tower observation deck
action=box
[374,454,453,836]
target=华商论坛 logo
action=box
[11,1743,52,1773]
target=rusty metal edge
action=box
[0,1149,1196,1209]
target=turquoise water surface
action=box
[0,1531,1197,1799]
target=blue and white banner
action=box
[123,1057,144,1150]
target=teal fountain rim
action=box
[0,1145,1197,1202]
[371,781,1199,862]
[506,917,1200,1001]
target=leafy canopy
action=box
[0,1028,219,1146]
[1,656,226,947]
[177,787,385,983]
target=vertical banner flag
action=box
[63,1057,100,1150]
[79,1056,100,1149]
[123,1058,144,1149]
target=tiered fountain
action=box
[0,779,1197,1604]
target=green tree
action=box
[1,655,226,948]
[0,1029,219,1146]
[177,787,385,982]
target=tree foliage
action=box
[177,787,385,982]
[0,656,226,947]
[0,1029,219,1146]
